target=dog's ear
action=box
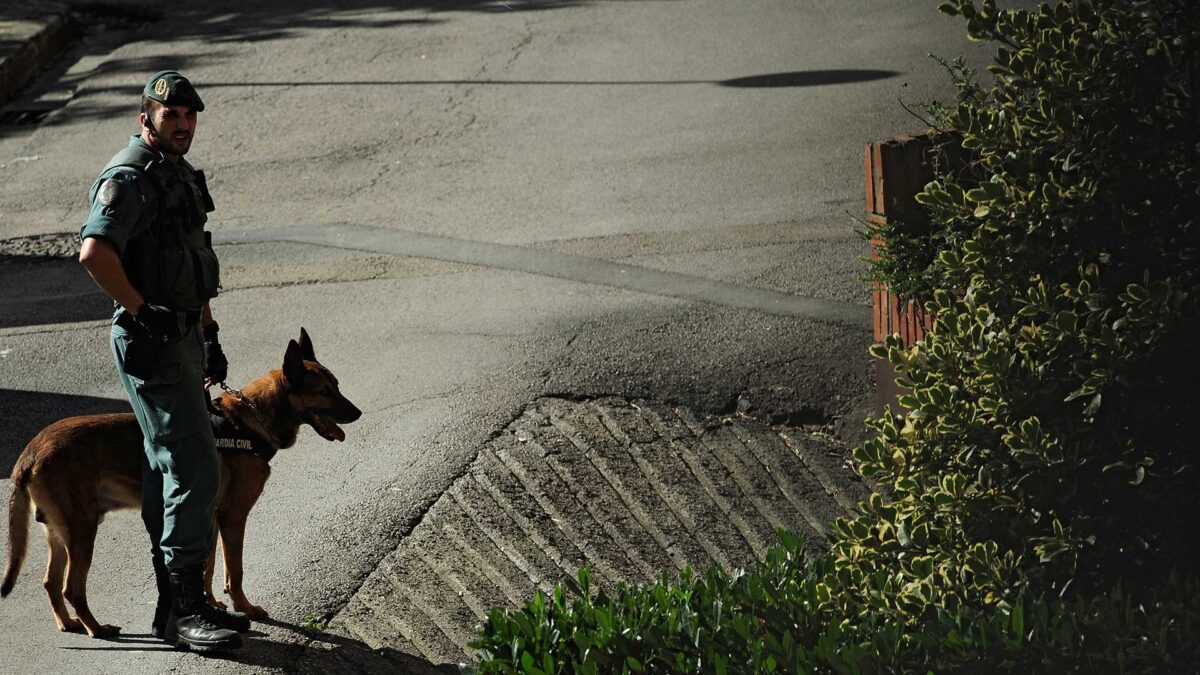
[283,339,307,386]
[299,327,316,361]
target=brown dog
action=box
[2,328,360,638]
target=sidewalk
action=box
[0,1,71,111]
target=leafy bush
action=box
[855,0,1200,600]
[473,1,1200,671]
[473,534,1200,673]
[472,532,863,675]
[848,0,1200,666]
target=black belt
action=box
[115,308,203,332]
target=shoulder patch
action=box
[97,179,122,206]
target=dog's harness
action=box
[209,382,280,463]
[210,412,276,463]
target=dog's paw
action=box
[57,617,85,633]
[237,603,268,620]
[208,598,228,610]
[89,624,121,639]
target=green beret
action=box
[144,70,205,112]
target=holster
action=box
[115,312,163,380]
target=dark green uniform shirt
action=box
[80,136,154,256]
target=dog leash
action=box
[217,381,282,450]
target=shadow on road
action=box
[19,0,899,116]
[52,622,458,672]
[234,617,459,674]
[720,69,899,88]
[7,0,901,139]
[58,632,176,652]
[3,0,584,132]
[0,257,112,329]
[0,390,130,475]
[177,0,586,45]
[79,69,901,92]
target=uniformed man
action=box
[78,71,246,652]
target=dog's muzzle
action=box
[304,399,362,442]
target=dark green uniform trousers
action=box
[111,316,218,570]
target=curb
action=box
[0,5,73,111]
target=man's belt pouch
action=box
[121,329,162,381]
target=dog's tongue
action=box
[311,414,345,442]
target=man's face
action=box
[142,103,198,157]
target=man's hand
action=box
[135,303,182,341]
[203,321,228,387]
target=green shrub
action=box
[473,1,1200,671]
[855,0,1199,600]
[472,532,847,675]
[849,0,1200,665]
[473,534,1200,673]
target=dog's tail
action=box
[2,477,30,598]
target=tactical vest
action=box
[101,143,220,311]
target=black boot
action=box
[150,554,173,639]
[166,564,243,652]
[153,556,251,637]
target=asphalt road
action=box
[0,0,994,671]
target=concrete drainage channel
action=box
[327,396,869,666]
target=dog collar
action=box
[210,412,277,463]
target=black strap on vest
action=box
[209,408,277,463]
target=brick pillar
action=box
[865,131,961,415]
